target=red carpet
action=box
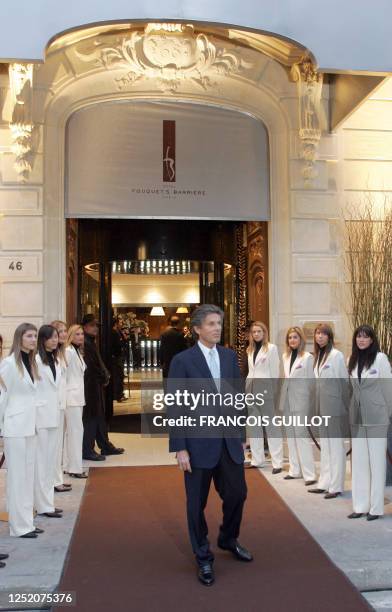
[55,466,371,612]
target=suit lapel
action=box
[191,343,214,380]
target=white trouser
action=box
[317,435,346,493]
[351,427,387,515]
[4,435,36,537]
[250,423,283,468]
[34,427,58,514]
[54,410,65,487]
[64,405,84,474]
[285,424,315,481]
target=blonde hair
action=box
[51,320,68,366]
[247,321,269,355]
[66,324,84,352]
[10,322,39,380]
[284,326,306,357]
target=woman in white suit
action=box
[308,324,349,499]
[35,325,63,518]
[51,320,72,493]
[64,325,87,478]
[246,321,283,473]
[279,326,316,484]
[0,323,42,538]
[348,325,392,521]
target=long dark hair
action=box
[313,323,334,368]
[348,325,379,375]
[38,325,59,366]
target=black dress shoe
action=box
[308,488,326,494]
[283,475,297,480]
[20,531,38,538]
[198,563,215,586]
[348,512,364,519]
[324,492,341,499]
[38,511,63,518]
[367,513,381,521]
[305,480,317,486]
[0,554,9,560]
[101,447,125,456]
[272,468,282,474]
[83,454,106,461]
[34,528,44,534]
[0,561,5,568]
[69,472,88,478]
[217,539,253,562]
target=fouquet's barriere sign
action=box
[66,101,270,220]
[163,120,176,183]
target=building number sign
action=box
[8,261,23,271]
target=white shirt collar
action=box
[198,340,217,360]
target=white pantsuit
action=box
[0,354,38,537]
[279,351,316,481]
[246,343,283,469]
[349,352,392,516]
[34,355,61,514]
[315,348,349,493]
[64,345,86,475]
[54,358,67,487]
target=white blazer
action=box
[279,351,315,415]
[65,345,86,407]
[349,352,392,426]
[35,354,62,429]
[314,348,350,417]
[0,354,37,437]
[58,355,67,410]
[247,342,280,380]
[246,343,280,409]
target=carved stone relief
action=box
[8,63,35,181]
[290,56,323,186]
[74,23,253,93]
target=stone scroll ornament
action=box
[75,23,253,93]
[290,57,323,186]
[8,63,35,182]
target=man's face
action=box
[194,313,222,346]
[84,321,99,337]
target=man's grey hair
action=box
[191,304,224,338]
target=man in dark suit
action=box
[159,315,187,378]
[82,315,124,460]
[168,304,252,587]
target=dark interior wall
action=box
[78,219,237,265]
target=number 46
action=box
[8,261,23,271]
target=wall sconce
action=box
[150,306,165,316]
[176,306,189,314]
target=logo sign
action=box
[163,120,176,182]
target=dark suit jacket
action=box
[83,333,109,419]
[167,343,245,468]
[159,327,187,378]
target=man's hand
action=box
[176,450,192,473]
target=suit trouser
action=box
[83,408,111,456]
[351,426,387,515]
[249,423,283,469]
[34,426,58,514]
[64,406,84,474]
[317,432,346,493]
[285,423,315,481]
[54,409,65,487]
[184,442,247,564]
[4,435,36,537]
